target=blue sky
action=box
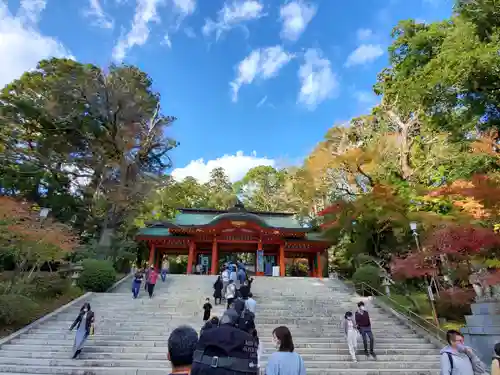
[1,0,453,183]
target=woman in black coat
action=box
[69,302,95,359]
[213,276,223,305]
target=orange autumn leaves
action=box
[429,174,500,220]
[0,196,78,255]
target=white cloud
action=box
[279,0,316,42]
[172,151,275,183]
[230,45,293,102]
[356,28,373,41]
[297,48,338,110]
[113,0,196,61]
[163,33,172,48]
[202,0,265,40]
[345,44,384,67]
[256,95,267,108]
[86,0,114,29]
[0,1,71,88]
[112,0,164,61]
[172,0,196,15]
[17,0,46,25]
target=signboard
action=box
[256,250,264,273]
[231,221,247,227]
[201,256,209,266]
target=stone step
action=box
[0,367,440,375]
[0,357,441,369]
[0,350,440,362]
[2,341,436,351]
[0,345,437,355]
[19,332,424,340]
[9,338,433,347]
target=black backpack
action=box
[191,324,259,374]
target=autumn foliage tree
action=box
[391,224,500,283]
[0,196,78,287]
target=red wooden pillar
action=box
[211,238,218,275]
[187,241,195,274]
[148,243,155,267]
[279,243,285,277]
[316,251,323,279]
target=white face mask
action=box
[272,337,281,349]
[359,306,365,311]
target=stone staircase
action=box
[0,275,441,374]
[254,277,441,375]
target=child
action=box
[343,311,358,362]
[202,298,212,322]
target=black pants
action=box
[359,327,375,354]
[147,283,155,297]
[227,298,234,309]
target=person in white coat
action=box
[343,311,358,362]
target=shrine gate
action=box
[136,201,330,277]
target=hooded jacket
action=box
[440,345,487,375]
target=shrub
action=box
[286,262,309,277]
[78,259,117,292]
[435,287,474,322]
[30,273,71,298]
[169,257,187,274]
[352,265,382,292]
[0,294,39,326]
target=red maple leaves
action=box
[391,224,500,281]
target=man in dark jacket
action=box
[190,309,258,375]
[355,301,377,360]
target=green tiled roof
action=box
[174,212,217,226]
[305,232,326,241]
[172,211,303,229]
[138,227,171,237]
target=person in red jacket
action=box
[147,266,158,298]
[355,301,377,360]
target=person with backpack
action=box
[440,330,488,375]
[190,305,259,375]
[491,342,500,375]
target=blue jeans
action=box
[161,270,167,282]
[132,282,141,298]
[359,327,374,354]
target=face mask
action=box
[272,338,281,349]
[359,306,365,311]
[347,316,352,320]
[456,344,466,352]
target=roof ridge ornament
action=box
[229,198,246,213]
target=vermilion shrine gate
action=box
[136,201,330,277]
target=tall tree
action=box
[0,58,178,241]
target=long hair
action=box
[272,326,294,352]
[80,303,91,313]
